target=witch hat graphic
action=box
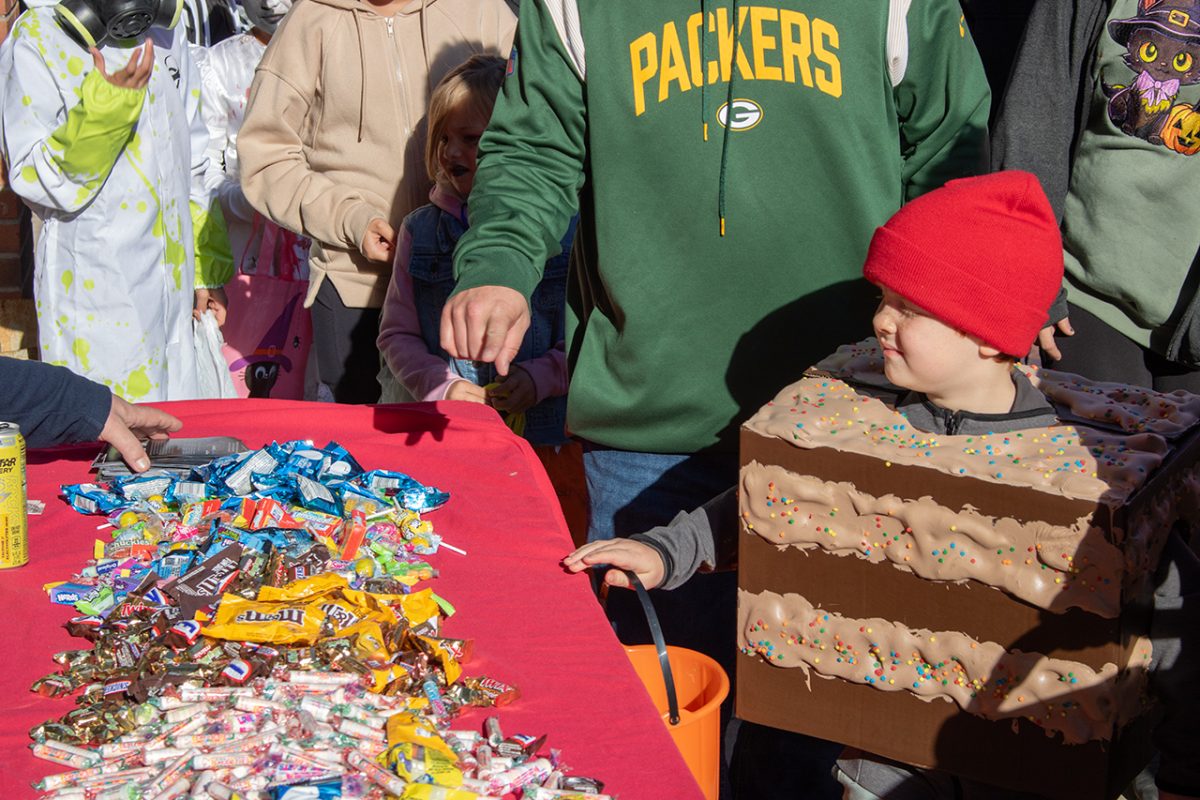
[229,292,301,398]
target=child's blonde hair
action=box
[426,54,506,188]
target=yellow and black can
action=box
[0,421,28,569]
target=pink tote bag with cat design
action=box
[220,214,314,399]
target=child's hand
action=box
[90,41,154,90]
[1033,317,1074,363]
[487,366,536,414]
[445,380,488,403]
[562,538,666,590]
[193,287,229,326]
[360,218,395,263]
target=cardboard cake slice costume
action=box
[736,339,1200,798]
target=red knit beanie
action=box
[862,171,1063,357]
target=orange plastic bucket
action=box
[626,644,730,800]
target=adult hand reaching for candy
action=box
[99,395,182,473]
[439,285,529,377]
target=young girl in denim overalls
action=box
[378,54,577,452]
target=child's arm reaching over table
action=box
[563,487,738,591]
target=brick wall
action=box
[0,0,24,300]
[0,184,24,298]
[0,0,37,357]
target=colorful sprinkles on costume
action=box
[737,589,1152,745]
[745,340,1180,504]
[740,464,1125,617]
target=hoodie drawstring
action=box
[700,0,709,143]
[353,7,367,142]
[352,1,429,144]
[717,0,739,236]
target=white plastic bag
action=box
[194,310,238,399]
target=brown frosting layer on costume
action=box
[737,588,1129,744]
[1034,369,1200,438]
[743,341,1173,505]
[740,461,1124,617]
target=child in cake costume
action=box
[0,0,233,401]
[565,171,1200,799]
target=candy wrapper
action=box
[162,544,244,619]
[31,440,605,799]
[362,470,450,513]
[200,595,328,645]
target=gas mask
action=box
[242,0,291,35]
[55,0,182,49]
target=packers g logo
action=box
[717,99,763,131]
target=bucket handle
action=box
[624,570,681,725]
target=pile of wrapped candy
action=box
[28,440,609,800]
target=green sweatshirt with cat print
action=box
[994,0,1200,360]
[453,0,990,453]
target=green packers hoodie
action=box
[453,0,990,453]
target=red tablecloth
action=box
[0,400,702,799]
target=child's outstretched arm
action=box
[564,537,667,590]
[377,227,482,403]
[563,486,738,591]
[1,32,149,214]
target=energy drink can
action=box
[0,421,28,569]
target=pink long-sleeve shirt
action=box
[377,185,567,402]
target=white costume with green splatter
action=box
[0,1,232,401]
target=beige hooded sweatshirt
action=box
[238,0,516,309]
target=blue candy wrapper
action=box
[113,474,175,502]
[62,483,125,515]
[272,781,342,799]
[222,450,280,496]
[318,442,363,481]
[283,446,327,480]
[49,583,97,605]
[359,470,449,513]
[296,475,342,517]
[168,480,209,504]
[206,525,272,558]
[156,548,197,580]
